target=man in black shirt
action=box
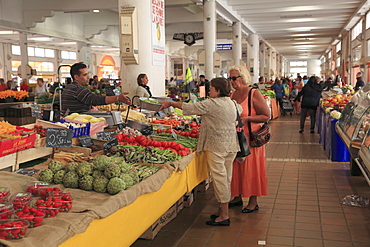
[198,75,210,97]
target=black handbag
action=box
[233,101,251,157]
[247,89,271,147]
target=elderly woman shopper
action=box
[228,65,270,213]
[294,76,322,133]
[159,77,241,226]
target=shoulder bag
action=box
[233,101,251,157]
[247,89,271,147]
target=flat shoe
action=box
[299,129,304,133]
[242,205,259,213]
[310,130,315,133]
[228,200,243,207]
[210,214,219,219]
[206,218,230,226]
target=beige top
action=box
[135,86,150,97]
[182,97,242,153]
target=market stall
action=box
[0,93,210,246]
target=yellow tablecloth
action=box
[60,152,209,247]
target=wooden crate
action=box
[16,147,53,170]
[0,153,17,171]
[5,117,36,126]
[139,203,177,240]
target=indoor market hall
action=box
[132,114,370,247]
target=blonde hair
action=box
[228,65,251,86]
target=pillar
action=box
[307,59,321,76]
[19,32,29,80]
[259,42,266,78]
[232,22,242,66]
[76,42,92,74]
[119,0,166,97]
[203,0,216,80]
[247,34,259,83]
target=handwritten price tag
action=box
[46,128,73,147]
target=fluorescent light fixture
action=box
[91,45,104,48]
[285,18,315,23]
[293,45,315,48]
[93,10,100,13]
[280,14,312,19]
[288,27,312,32]
[61,42,76,45]
[29,37,54,41]
[0,31,17,34]
[105,48,120,51]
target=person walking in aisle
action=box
[294,76,322,133]
[228,65,270,214]
[159,77,241,226]
[271,78,286,116]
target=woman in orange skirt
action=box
[228,66,270,213]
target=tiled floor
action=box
[132,114,370,247]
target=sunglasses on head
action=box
[228,76,241,81]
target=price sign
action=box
[171,129,178,139]
[46,128,73,147]
[96,131,116,141]
[79,135,94,147]
[117,123,126,131]
[103,137,118,152]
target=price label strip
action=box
[46,128,73,148]
[79,135,94,147]
[103,137,119,152]
[96,131,117,141]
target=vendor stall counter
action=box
[60,152,209,247]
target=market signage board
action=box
[152,0,165,66]
[79,135,94,147]
[96,131,117,141]
[103,137,118,152]
[216,44,232,50]
[46,128,72,147]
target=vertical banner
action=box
[152,0,165,66]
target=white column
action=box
[203,0,216,80]
[119,0,166,97]
[19,32,29,80]
[267,47,272,80]
[247,34,259,83]
[259,42,266,77]
[232,22,242,66]
[76,42,92,73]
[307,59,321,76]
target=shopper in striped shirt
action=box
[61,62,131,114]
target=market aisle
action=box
[132,114,370,247]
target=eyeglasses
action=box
[228,76,241,81]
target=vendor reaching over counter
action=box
[62,62,131,114]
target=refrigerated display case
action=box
[336,86,370,175]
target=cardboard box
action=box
[0,127,36,157]
[183,191,194,208]
[139,203,177,240]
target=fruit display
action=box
[259,89,276,98]
[10,193,32,210]
[64,113,106,123]
[118,126,142,137]
[0,188,10,203]
[14,206,45,228]
[0,203,13,220]
[33,125,47,137]
[0,219,29,240]
[25,182,49,197]
[321,94,353,111]
[34,198,61,218]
